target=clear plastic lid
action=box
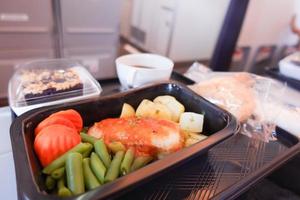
[9,59,102,108]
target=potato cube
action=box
[179,112,204,133]
[120,103,135,118]
[136,99,172,121]
[153,95,185,122]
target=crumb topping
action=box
[20,68,82,96]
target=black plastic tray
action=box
[10,80,238,200]
[97,72,300,200]
[266,67,300,91]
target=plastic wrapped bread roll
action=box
[189,74,256,122]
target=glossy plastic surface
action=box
[9,59,102,116]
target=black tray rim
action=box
[10,81,239,200]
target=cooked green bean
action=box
[108,142,126,154]
[83,158,100,190]
[94,140,111,168]
[80,132,97,144]
[51,167,65,180]
[120,148,135,175]
[82,143,93,158]
[43,143,92,174]
[90,152,106,184]
[130,156,153,172]
[66,153,85,195]
[104,151,125,183]
[57,177,72,197]
[107,142,126,154]
[45,175,56,190]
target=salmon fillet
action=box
[88,117,184,156]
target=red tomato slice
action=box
[50,109,83,132]
[34,116,76,136]
[34,124,81,167]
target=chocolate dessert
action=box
[20,68,83,104]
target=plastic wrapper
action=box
[186,62,300,142]
[9,59,102,116]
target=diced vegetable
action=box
[90,152,106,184]
[66,152,85,195]
[83,158,101,190]
[153,95,185,122]
[105,151,125,183]
[188,132,207,141]
[120,148,135,175]
[82,143,93,158]
[184,132,208,147]
[130,156,153,172]
[120,103,135,118]
[45,175,56,190]
[157,152,168,160]
[43,143,92,174]
[107,141,126,154]
[51,167,65,180]
[94,140,111,168]
[136,99,172,121]
[35,116,76,136]
[50,109,83,132]
[179,112,204,133]
[185,138,197,147]
[34,124,81,167]
[80,132,97,144]
[152,103,173,121]
[136,99,152,117]
[57,177,72,197]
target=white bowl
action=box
[115,53,174,88]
